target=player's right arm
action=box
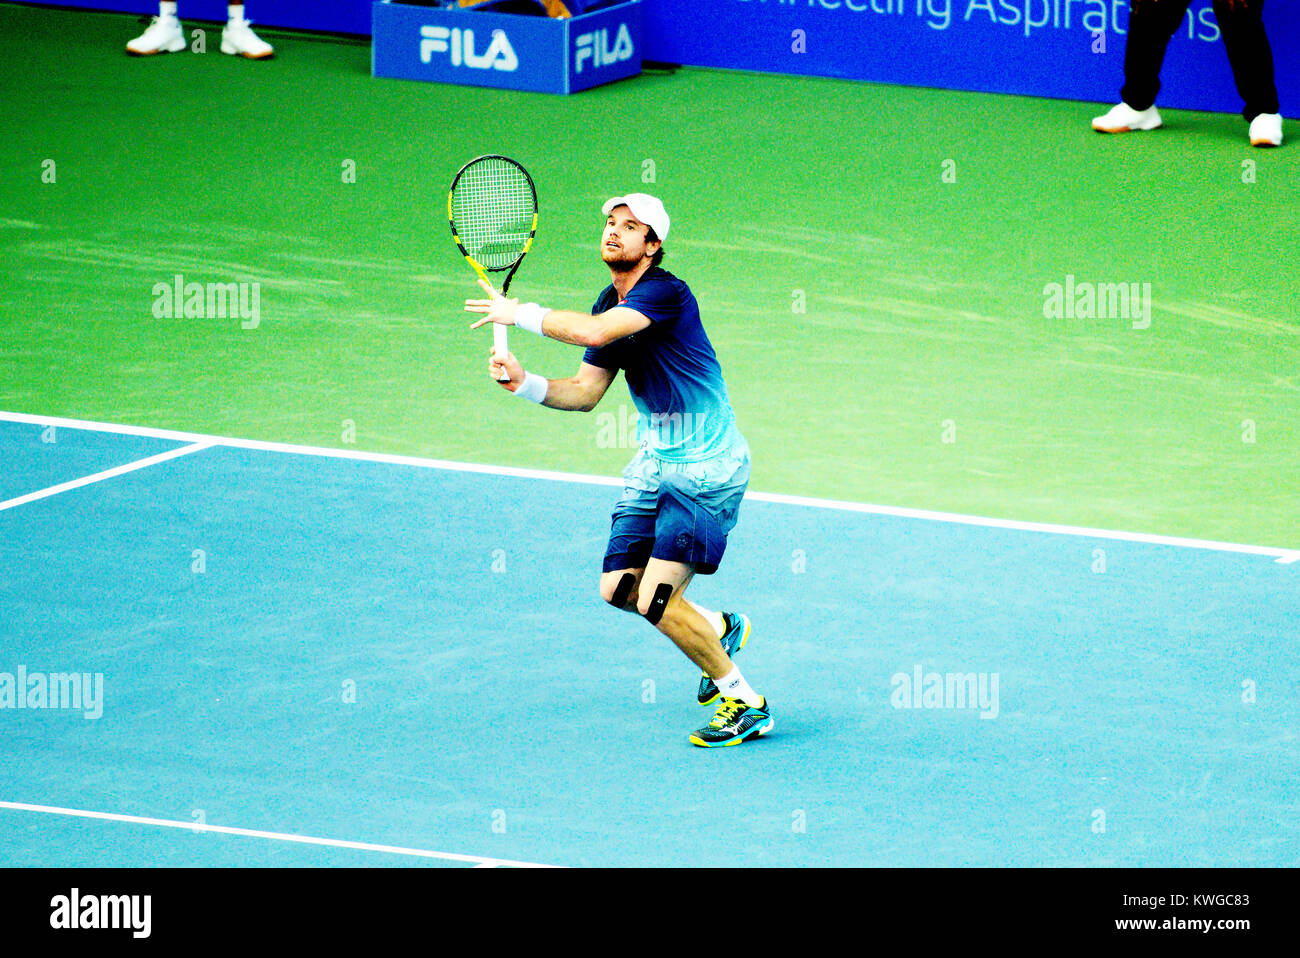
[489,351,615,412]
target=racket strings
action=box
[451,158,535,270]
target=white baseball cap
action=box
[601,193,670,242]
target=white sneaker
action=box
[125,15,185,56]
[1091,102,1162,134]
[221,18,274,59]
[1249,113,1283,148]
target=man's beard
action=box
[602,246,641,272]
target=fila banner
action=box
[371,0,642,94]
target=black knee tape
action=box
[644,582,672,625]
[609,572,636,608]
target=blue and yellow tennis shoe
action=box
[689,696,773,747]
[697,612,751,705]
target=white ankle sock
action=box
[686,600,724,640]
[228,4,245,22]
[159,2,178,17]
[714,667,762,708]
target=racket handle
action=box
[493,324,510,381]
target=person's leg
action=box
[605,444,769,742]
[658,443,755,699]
[599,496,752,694]
[1214,0,1280,123]
[684,599,726,647]
[640,458,763,687]
[600,567,729,646]
[636,557,771,746]
[1120,0,1195,110]
[599,566,644,613]
[635,561,731,675]
[600,484,656,613]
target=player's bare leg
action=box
[599,519,765,749]
[635,560,732,676]
[636,559,772,745]
[602,563,722,669]
[600,567,644,612]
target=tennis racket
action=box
[448,154,538,381]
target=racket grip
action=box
[493,324,510,382]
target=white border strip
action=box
[0,410,622,488]
[750,490,1298,563]
[0,800,561,869]
[0,441,212,513]
[1,410,1294,562]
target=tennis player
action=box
[464,194,772,747]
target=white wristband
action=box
[515,371,548,404]
[514,303,550,336]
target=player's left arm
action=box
[465,278,650,348]
[534,307,648,348]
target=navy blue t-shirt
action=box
[582,268,739,462]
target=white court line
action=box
[0,410,1294,562]
[0,801,561,869]
[0,410,622,488]
[751,490,1298,563]
[0,441,212,513]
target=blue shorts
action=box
[603,436,751,576]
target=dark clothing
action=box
[1121,0,1279,122]
[583,267,738,463]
